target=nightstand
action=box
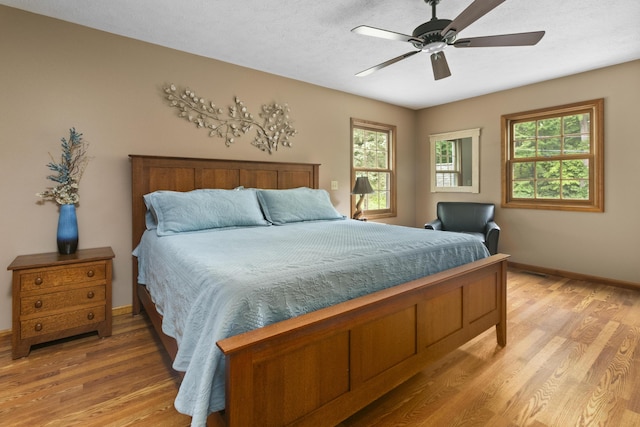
[8,247,115,359]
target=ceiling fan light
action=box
[422,41,447,54]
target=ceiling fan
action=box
[352,0,545,80]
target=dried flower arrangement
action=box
[36,128,89,205]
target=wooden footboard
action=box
[216,254,508,427]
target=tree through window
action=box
[501,99,604,212]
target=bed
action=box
[130,155,509,427]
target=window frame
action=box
[501,99,604,212]
[430,128,480,193]
[350,118,397,219]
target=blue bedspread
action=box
[134,219,489,425]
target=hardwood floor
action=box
[1,269,639,426]
[0,311,191,426]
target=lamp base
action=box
[352,214,368,221]
[353,194,367,220]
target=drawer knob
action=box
[87,312,95,320]
[34,300,43,309]
[35,323,43,332]
[87,270,95,278]
[35,277,43,285]
[87,291,95,299]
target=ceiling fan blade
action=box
[351,25,417,43]
[431,52,451,80]
[441,0,505,37]
[355,51,420,77]
[454,31,545,47]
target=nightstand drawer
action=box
[20,262,107,292]
[21,285,106,316]
[20,305,106,339]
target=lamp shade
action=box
[351,176,374,195]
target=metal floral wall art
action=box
[163,84,297,154]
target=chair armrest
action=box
[425,219,442,230]
[485,221,501,254]
[485,221,500,234]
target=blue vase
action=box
[57,204,78,255]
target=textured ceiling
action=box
[3,0,640,109]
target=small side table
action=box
[8,247,115,359]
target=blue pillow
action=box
[144,189,269,235]
[144,207,158,230]
[257,187,345,225]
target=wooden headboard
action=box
[129,155,320,311]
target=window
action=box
[351,118,396,218]
[435,139,460,186]
[430,128,480,193]
[501,99,604,212]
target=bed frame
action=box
[130,155,509,427]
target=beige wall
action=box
[0,6,417,331]
[416,60,640,284]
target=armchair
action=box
[425,202,500,255]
